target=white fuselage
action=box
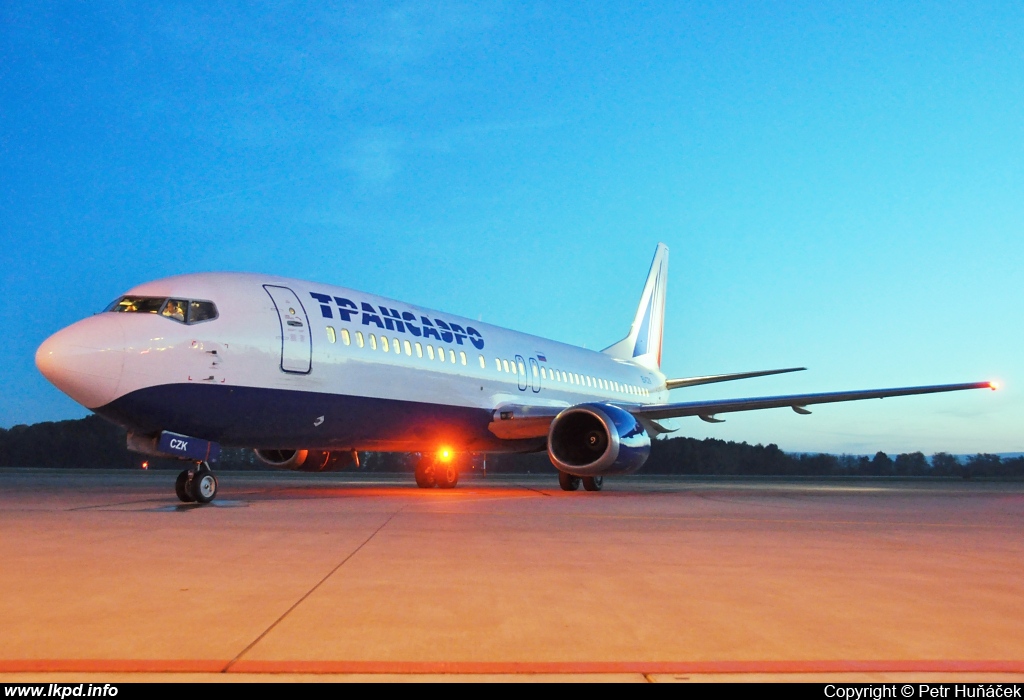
[36,272,668,454]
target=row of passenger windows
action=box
[327,326,472,365]
[324,326,650,397]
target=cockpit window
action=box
[107,297,165,314]
[161,299,188,323]
[104,296,219,325]
[188,301,218,324]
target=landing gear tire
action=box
[582,476,604,492]
[190,469,218,504]
[175,470,196,503]
[435,462,459,489]
[558,471,581,491]
[415,459,436,489]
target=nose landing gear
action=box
[175,462,219,504]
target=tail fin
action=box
[602,243,669,371]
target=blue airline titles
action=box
[35,243,996,503]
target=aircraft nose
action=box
[36,314,126,408]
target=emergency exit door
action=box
[264,285,312,374]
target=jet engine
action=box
[253,449,356,472]
[547,403,651,476]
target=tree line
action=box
[1,415,1021,478]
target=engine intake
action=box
[547,403,650,476]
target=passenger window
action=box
[540,367,546,379]
[326,327,336,343]
[450,349,457,364]
[341,329,351,346]
[532,364,538,377]
[393,337,400,353]
[460,351,467,365]
[427,345,435,360]
[415,342,423,358]
[381,336,389,352]
[478,354,486,369]
[518,361,525,374]
[369,334,377,350]
[188,301,218,324]
[404,340,412,356]
[439,347,446,362]
[162,299,188,323]
[502,359,510,373]
[356,331,364,348]
[495,358,501,371]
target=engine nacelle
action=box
[253,449,355,472]
[547,403,651,476]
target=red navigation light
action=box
[989,381,999,391]
[141,461,149,470]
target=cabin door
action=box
[263,285,312,374]
[514,354,527,391]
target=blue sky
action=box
[2,1,1021,453]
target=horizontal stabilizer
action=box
[665,367,806,390]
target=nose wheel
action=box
[175,462,218,504]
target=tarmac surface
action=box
[1,469,1022,683]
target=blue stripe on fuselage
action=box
[95,383,544,453]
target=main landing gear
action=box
[175,461,219,504]
[415,453,459,489]
[558,472,603,492]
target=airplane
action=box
[35,243,995,503]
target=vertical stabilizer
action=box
[602,243,668,371]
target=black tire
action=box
[558,471,581,491]
[175,470,196,503]
[435,462,459,489]
[414,459,435,488]
[190,471,218,504]
[582,476,604,492]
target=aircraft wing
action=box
[626,381,995,422]
[487,381,994,439]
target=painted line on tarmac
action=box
[223,505,406,672]
[2,660,1023,675]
